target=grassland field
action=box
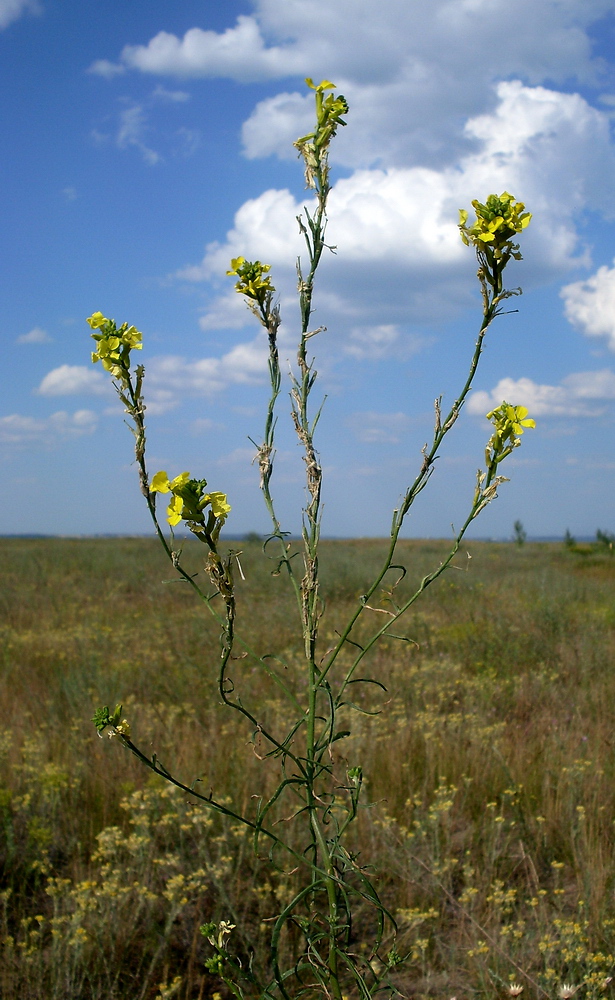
[1,536,614,1000]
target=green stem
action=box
[291,147,345,1000]
[255,299,303,612]
[123,368,306,752]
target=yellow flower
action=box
[484,400,536,471]
[305,78,336,92]
[226,256,246,275]
[486,401,536,441]
[227,257,275,302]
[86,312,107,329]
[150,471,190,494]
[122,325,142,350]
[169,472,190,491]
[150,471,171,493]
[204,491,231,520]
[167,495,184,526]
[505,404,535,435]
[89,315,143,378]
[459,192,531,258]
[293,78,349,188]
[150,472,230,533]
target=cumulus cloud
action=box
[116,17,304,82]
[194,289,260,330]
[561,260,615,351]
[105,2,609,87]
[91,3,615,382]
[37,365,110,396]
[0,0,40,31]
[0,410,97,445]
[16,326,51,344]
[94,4,615,336]
[468,370,615,418]
[120,335,273,413]
[98,1,615,171]
[180,80,609,336]
[242,91,314,160]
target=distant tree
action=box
[564,528,575,548]
[596,528,614,554]
[513,519,527,546]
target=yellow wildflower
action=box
[227,257,275,302]
[166,495,184,527]
[459,192,531,253]
[205,491,231,519]
[86,312,107,329]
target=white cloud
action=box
[197,187,304,277]
[194,290,257,330]
[343,324,428,360]
[104,1,615,171]
[242,91,314,160]
[344,325,401,360]
[117,17,304,82]
[346,410,410,444]
[563,369,615,398]
[108,3,611,88]
[182,80,608,334]
[96,5,615,335]
[138,334,271,412]
[88,59,125,79]
[116,105,160,165]
[16,326,51,344]
[561,260,615,351]
[0,0,40,31]
[468,370,615,418]
[62,186,77,202]
[93,3,615,390]
[0,410,97,445]
[152,85,190,102]
[37,365,110,396]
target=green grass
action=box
[1,537,615,999]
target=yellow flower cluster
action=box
[293,76,348,192]
[485,401,536,469]
[459,192,531,257]
[295,78,349,152]
[293,78,349,188]
[87,312,142,379]
[226,257,275,304]
[150,471,230,531]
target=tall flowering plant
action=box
[88,79,534,1000]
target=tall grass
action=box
[1,537,614,998]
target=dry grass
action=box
[1,536,614,999]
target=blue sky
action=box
[3,0,615,538]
